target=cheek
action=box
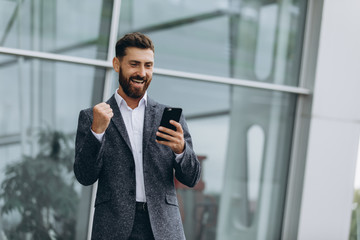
[123,71,135,79]
[146,71,153,79]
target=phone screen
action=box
[156,107,182,141]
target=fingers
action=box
[156,120,185,154]
[157,121,183,136]
[156,131,176,142]
[92,102,113,133]
[94,102,113,118]
[170,120,183,134]
[155,134,183,153]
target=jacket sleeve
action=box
[73,109,105,186]
[173,114,201,187]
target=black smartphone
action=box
[156,107,183,141]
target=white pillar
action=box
[297,0,360,239]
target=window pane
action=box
[149,75,231,116]
[118,0,226,34]
[118,0,307,86]
[217,86,296,240]
[0,55,103,239]
[0,0,113,60]
[133,0,224,29]
[231,0,307,86]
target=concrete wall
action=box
[297,0,360,239]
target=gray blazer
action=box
[74,95,201,240]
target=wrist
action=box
[91,124,105,134]
[174,142,185,154]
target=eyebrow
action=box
[129,60,153,65]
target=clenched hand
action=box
[91,103,113,134]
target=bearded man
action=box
[74,32,201,240]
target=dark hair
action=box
[115,32,154,58]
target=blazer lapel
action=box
[107,95,132,151]
[143,97,160,152]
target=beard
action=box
[118,67,151,99]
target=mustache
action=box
[130,75,146,81]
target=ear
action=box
[112,57,120,73]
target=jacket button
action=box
[130,166,134,172]
[129,190,135,196]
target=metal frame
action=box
[0,46,311,95]
[0,1,314,239]
[0,46,111,67]
[155,68,310,95]
[281,0,323,239]
[86,0,123,239]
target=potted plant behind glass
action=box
[0,128,79,240]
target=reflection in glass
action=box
[217,87,296,240]
[0,57,104,239]
[148,16,230,78]
[1,129,78,239]
[246,125,265,225]
[0,0,112,60]
[148,74,230,117]
[118,0,307,86]
[131,0,225,29]
[230,0,307,86]
[254,5,277,81]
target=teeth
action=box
[132,79,144,84]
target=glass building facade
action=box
[0,0,319,239]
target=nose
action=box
[138,66,146,78]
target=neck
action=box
[117,88,142,109]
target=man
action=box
[74,32,201,240]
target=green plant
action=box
[349,188,360,240]
[0,129,79,240]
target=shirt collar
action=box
[114,88,148,110]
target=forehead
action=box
[123,47,154,62]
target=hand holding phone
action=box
[156,107,182,141]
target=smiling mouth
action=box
[131,78,145,84]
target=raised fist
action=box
[91,103,113,134]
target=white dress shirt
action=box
[91,89,183,202]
